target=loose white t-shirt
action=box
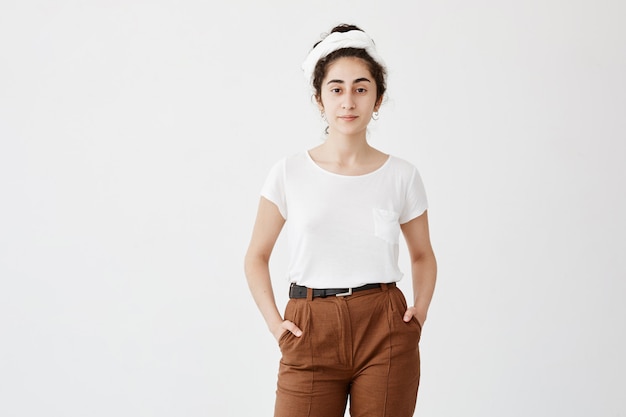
[261,151,428,289]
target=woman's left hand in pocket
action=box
[403,306,425,327]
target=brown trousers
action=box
[275,284,421,417]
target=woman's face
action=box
[317,57,382,138]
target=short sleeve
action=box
[260,159,287,219]
[399,167,428,224]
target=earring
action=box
[321,111,329,135]
[372,111,379,121]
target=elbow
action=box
[243,253,255,281]
[244,250,269,281]
[411,249,437,270]
[411,246,436,263]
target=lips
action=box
[339,115,358,121]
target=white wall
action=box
[1,1,624,416]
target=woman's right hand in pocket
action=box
[272,320,303,342]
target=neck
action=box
[322,132,371,163]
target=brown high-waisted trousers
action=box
[275,283,421,417]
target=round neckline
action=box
[305,150,392,178]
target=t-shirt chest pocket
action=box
[373,208,401,245]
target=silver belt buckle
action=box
[335,288,353,297]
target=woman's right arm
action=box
[244,197,302,341]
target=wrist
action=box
[268,320,281,332]
[412,306,427,324]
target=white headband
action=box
[301,30,385,84]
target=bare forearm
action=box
[244,256,283,332]
[411,252,437,324]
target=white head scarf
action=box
[301,30,385,84]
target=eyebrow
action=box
[326,77,372,85]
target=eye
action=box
[330,88,342,93]
[356,87,367,93]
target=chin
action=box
[331,126,367,137]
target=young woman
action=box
[244,24,437,417]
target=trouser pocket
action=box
[278,299,310,366]
[388,287,422,343]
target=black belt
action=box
[289,282,395,299]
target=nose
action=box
[342,92,355,110]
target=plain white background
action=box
[1,1,625,416]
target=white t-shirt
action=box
[261,151,428,289]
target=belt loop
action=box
[306,287,313,301]
[380,283,389,292]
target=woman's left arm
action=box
[400,210,437,327]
